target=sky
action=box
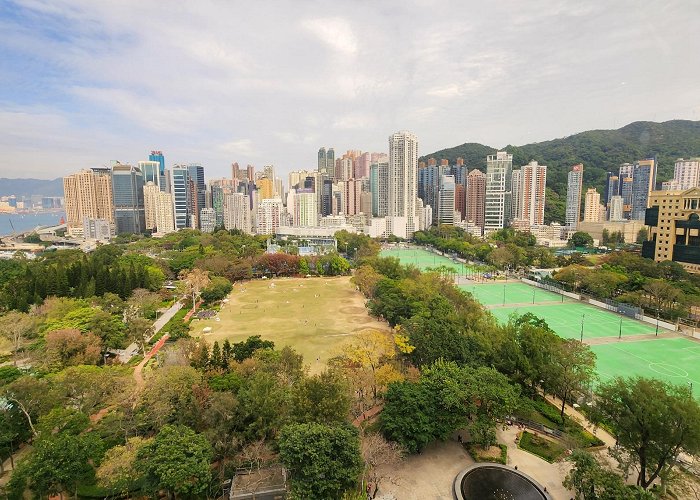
[1,0,699,180]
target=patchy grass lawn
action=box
[465,443,507,464]
[518,431,567,463]
[191,276,389,371]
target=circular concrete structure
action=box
[453,464,551,500]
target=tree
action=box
[340,330,396,399]
[138,366,203,429]
[137,424,213,498]
[200,276,233,303]
[636,227,649,244]
[279,422,363,500]
[550,339,596,421]
[178,267,211,311]
[564,449,655,499]
[361,432,404,499]
[643,279,681,316]
[0,311,35,365]
[291,371,351,425]
[232,335,275,362]
[44,329,103,370]
[592,377,700,489]
[97,436,151,495]
[488,246,517,270]
[21,433,96,498]
[569,231,594,248]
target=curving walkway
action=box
[133,333,169,388]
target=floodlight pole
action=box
[619,316,623,340]
[580,314,585,342]
[503,284,506,306]
[533,289,536,304]
[656,309,660,336]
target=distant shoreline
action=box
[0,210,66,238]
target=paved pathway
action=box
[133,334,169,388]
[149,301,183,341]
[583,331,683,345]
[543,394,616,448]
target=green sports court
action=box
[592,338,700,397]
[488,301,658,340]
[380,246,478,274]
[460,282,564,306]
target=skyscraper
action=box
[609,195,624,221]
[149,151,166,191]
[172,166,190,229]
[630,158,656,220]
[418,165,440,221]
[144,182,175,234]
[512,161,547,225]
[484,151,513,232]
[583,188,601,222]
[465,169,486,229]
[343,178,363,216]
[565,164,584,228]
[257,198,283,235]
[223,193,252,234]
[138,161,161,187]
[437,174,456,224]
[667,158,700,190]
[293,189,318,227]
[388,131,419,238]
[62,168,114,237]
[111,164,145,234]
[605,174,620,206]
[199,208,216,233]
[187,164,206,228]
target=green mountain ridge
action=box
[422,120,700,223]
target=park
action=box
[191,275,390,371]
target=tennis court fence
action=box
[521,278,580,300]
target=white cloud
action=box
[218,139,256,157]
[301,17,358,55]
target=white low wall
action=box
[520,278,581,300]
[640,315,678,332]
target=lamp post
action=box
[655,308,660,336]
[532,289,536,305]
[619,316,623,340]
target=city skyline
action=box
[2,1,699,179]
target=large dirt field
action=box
[190,276,389,372]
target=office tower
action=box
[186,164,206,228]
[370,162,389,217]
[609,195,624,221]
[438,174,456,224]
[321,178,333,217]
[149,151,165,175]
[318,147,327,172]
[344,178,363,216]
[172,166,190,229]
[388,131,419,237]
[199,208,216,233]
[605,174,620,206]
[111,164,145,234]
[583,188,601,222]
[620,176,633,219]
[210,185,225,228]
[354,152,371,179]
[565,163,584,228]
[293,189,318,226]
[631,158,657,220]
[138,161,161,187]
[257,177,274,199]
[484,151,513,231]
[257,198,283,235]
[512,161,547,225]
[62,168,114,236]
[668,158,700,190]
[222,193,251,233]
[465,169,486,229]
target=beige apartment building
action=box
[63,168,114,236]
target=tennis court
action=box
[592,338,700,397]
[460,282,564,306]
[488,301,658,340]
[380,246,474,274]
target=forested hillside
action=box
[423,120,700,223]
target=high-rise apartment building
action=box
[354,152,371,179]
[344,178,363,216]
[293,189,318,227]
[257,177,275,199]
[464,169,486,229]
[199,208,216,233]
[62,168,114,237]
[511,169,522,223]
[455,184,465,221]
[388,131,419,238]
[484,151,513,232]
[630,158,656,220]
[609,195,624,221]
[257,198,283,235]
[112,164,145,235]
[370,162,389,217]
[144,182,175,234]
[512,161,547,225]
[223,193,252,234]
[437,174,456,224]
[418,165,440,220]
[317,148,335,178]
[565,164,584,228]
[668,158,700,190]
[583,188,601,222]
[143,181,159,231]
